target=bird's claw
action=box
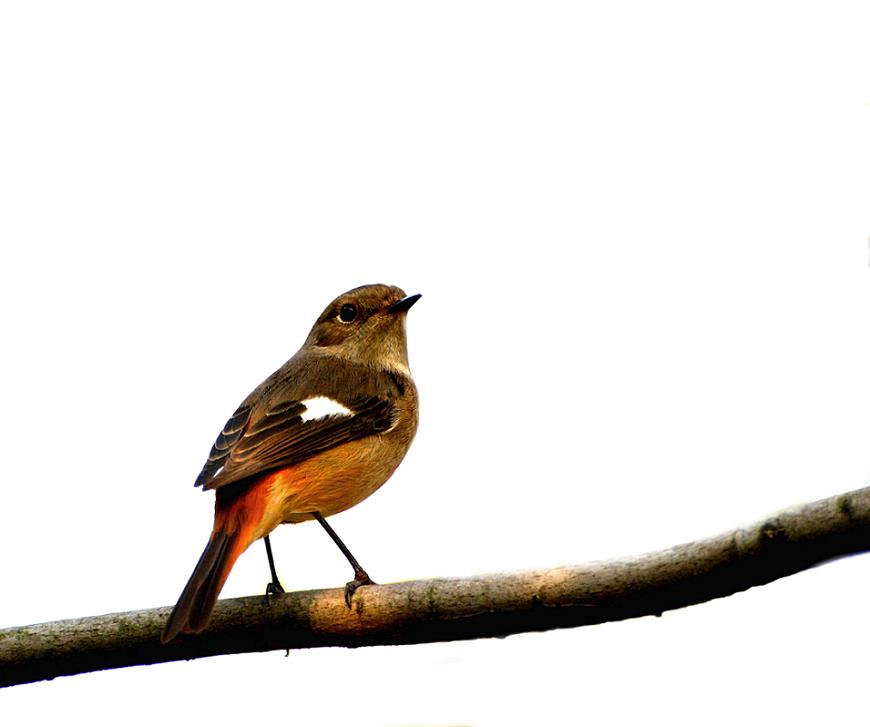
[264,580,286,605]
[344,568,376,609]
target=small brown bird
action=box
[161,284,420,643]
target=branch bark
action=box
[3,486,870,688]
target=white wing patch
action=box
[300,396,354,422]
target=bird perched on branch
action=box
[162,284,420,643]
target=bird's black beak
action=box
[388,293,422,314]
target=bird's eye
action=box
[338,304,358,323]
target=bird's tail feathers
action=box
[161,529,248,644]
[161,474,273,644]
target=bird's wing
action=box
[193,390,397,491]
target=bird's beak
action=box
[388,293,422,314]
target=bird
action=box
[161,283,420,643]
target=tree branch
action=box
[3,486,870,688]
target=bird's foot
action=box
[344,568,376,609]
[264,579,286,605]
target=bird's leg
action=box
[263,534,285,603]
[311,511,375,608]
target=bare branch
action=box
[3,486,870,688]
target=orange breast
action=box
[248,435,405,532]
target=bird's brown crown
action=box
[303,284,418,374]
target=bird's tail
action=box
[161,481,269,644]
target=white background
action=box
[2,2,869,725]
